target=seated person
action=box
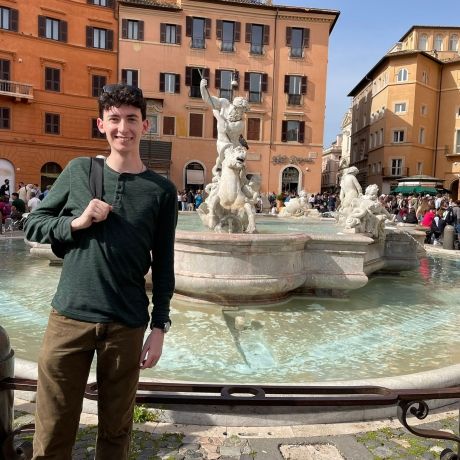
[10,192,26,220]
[0,195,11,223]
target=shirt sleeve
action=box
[150,186,178,328]
[24,164,75,245]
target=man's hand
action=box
[200,78,208,89]
[139,328,164,369]
[71,199,112,231]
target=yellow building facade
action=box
[348,26,460,197]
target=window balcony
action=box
[190,38,205,49]
[220,40,235,52]
[382,167,408,178]
[250,44,263,55]
[287,94,301,105]
[189,86,201,98]
[0,79,34,101]
[289,47,303,58]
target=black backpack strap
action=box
[89,157,104,200]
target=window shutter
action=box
[132,71,138,87]
[159,73,165,92]
[301,76,307,94]
[107,0,114,8]
[138,21,144,41]
[263,24,270,45]
[10,9,18,32]
[303,28,310,48]
[261,73,268,92]
[299,121,305,143]
[212,117,217,139]
[216,20,222,40]
[38,15,46,38]
[107,29,114,50]
[176,25,182,44]
[60,21,68,42]
[245,23,251,43]
[122,19,128,39]
[86,26,93,47]
[160,23,166,42]
[247,118,260,141]
[121,69,127,84]
[205,18,211,39]
[215,69,221,89]
[175,74,180,93]
[284,75,290,93]
[185,66,191,86]
[281,120,287,142]
[234,22,241,42]
[244,72,250,91]
[286,27,292,46]
[204,68,210,80]
[185,16,192,37]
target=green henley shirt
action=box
[25,157,177,329]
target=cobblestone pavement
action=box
[12,403,460,459]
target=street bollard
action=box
[443,225,455,250]
[0,326,14,459]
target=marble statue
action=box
[278,191,320,218]
[343,184,394,240]
[198,79,257,233]
[338,166,362,215]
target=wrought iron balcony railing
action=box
[0,79,34,100]
[382,167,409,178]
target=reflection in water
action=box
[2,238,460,383]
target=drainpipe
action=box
[432,65,443,177]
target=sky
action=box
[275,0,460,147]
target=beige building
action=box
[348,26,460,197]
[118,0,339,194]
[321,134,341,192]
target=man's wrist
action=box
[151,320,171,333]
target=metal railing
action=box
[190,38,205,49]
[382,166,409,177]
[220,40,234,52]
[0,80,34,100]
[289,47,303,58]
[2,376,460,460]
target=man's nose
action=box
[118,119,128,132]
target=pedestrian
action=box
[0,178,10,197]
[24,83,177,460]
[27,191,41,212]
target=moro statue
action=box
[197,79,259,233]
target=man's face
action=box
[97,105,149,155]
[227,105,244,122]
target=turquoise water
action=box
[1,238,460,383]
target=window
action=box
[416,162,423,175]
[121,69,138,87]
[92,75,106,97]
[91,118,105,138]
[418,33,428,50]
[0,7,18,31]
[88,0,114,6]
[286,27,309,58]
[457,107,460,118]
[419,127,425,144]
[247,118,261,141]
[244,72,267,103]
[217,20,240,52]
[281,120,305,143]
[0,59,9,82]
[86,26,113,50]
[246,23,269,55]
[396,68,408,82]
[185,16,210,49]
[434,34,443,51]
[160,23,181,45]
[393,130,405,143]
[147,114,158,135]
[421,104,427,116]
[189,113,203,137]
[45,113,60,135]
[163,116,175,135]
[456,130,460,154]
[284,75,307,105]
[215,69,234,100]
[121,19,144,41]
[159,73,180,93]
[394,102,406,113]
[421,70,428,84]
[449,34,459,51]
[45,67,60,92]
[185,67,209,98]
[369,133,374,149]
[391,159,403,176]
[379,128,384,145]
[38,16,67,42]
[0,107,10,129]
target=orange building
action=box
[0,0,117,190]
[348,26,460,197]
[118,0,338,194]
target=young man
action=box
[25,84,177,460]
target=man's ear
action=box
[142,118,150,134]
[96,118,105,133]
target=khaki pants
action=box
[32,309,145,460]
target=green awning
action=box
[414,186,438,194]
[392,185,438,195]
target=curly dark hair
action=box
[98,84,147,120]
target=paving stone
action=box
[372,445,394,459]
[220,446,243,457]
[279,443,344,460]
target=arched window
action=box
[449,34,459,51]
[418,34,428,50]
[40,162,62,190]
[184,161,205,192]
[434,34,443,51]
[281,166,300,194]
[396,68,408,82]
